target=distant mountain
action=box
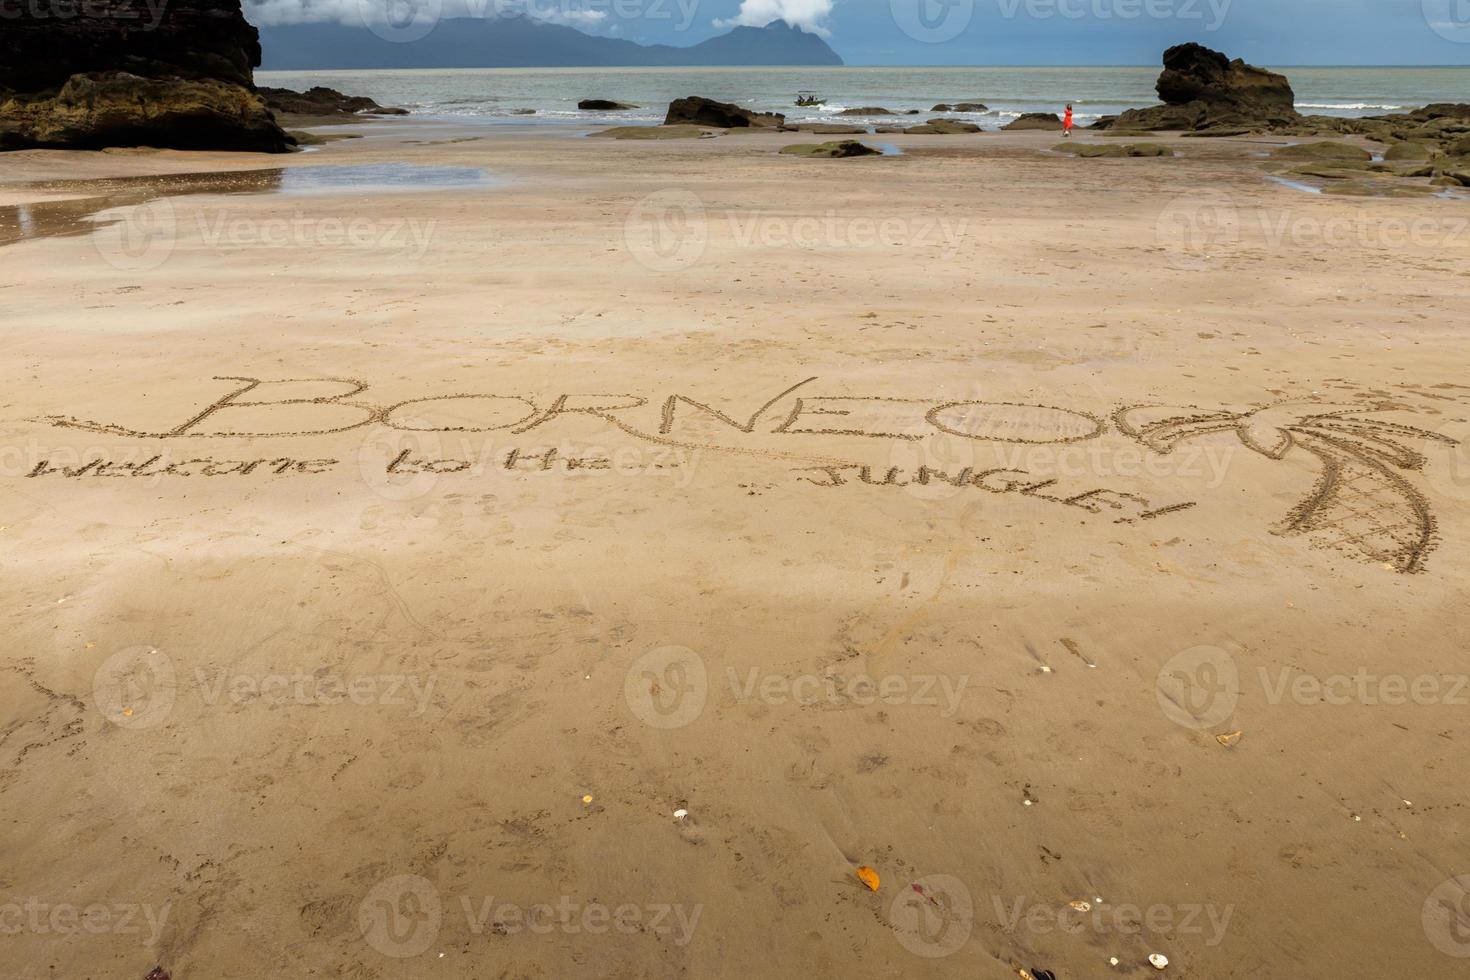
[257,17,843,69]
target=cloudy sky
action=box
[245,0,1470,64]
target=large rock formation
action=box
[1155,42,1294,113]
[664,96,785,129]
[1110,42,1299,132]
[0,0,292,152]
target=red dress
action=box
[1064,108,1074,130]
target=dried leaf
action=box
[1216,731,1243,747]
[856,865,880,891]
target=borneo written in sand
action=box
[2,2,1469,978]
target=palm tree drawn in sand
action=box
[1114,402,1457,574]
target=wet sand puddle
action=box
[0,163,494,248]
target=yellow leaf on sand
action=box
[856,866,880,891]
[1216,731,1243,747]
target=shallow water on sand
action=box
[0,164,492,247]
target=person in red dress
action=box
[1063,104,1074,137]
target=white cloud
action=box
[712,0,834,36]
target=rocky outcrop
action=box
[579,99,637,110]
[779,140,881,158]
[1003,113,1063,131]
[0,0,261,91]
[0,0,292,152]
[838,107,893,116]
[259,86,405,118]
[1113,42,1299,132]
[664,96,784,128]
[1155,42,1294,113]
[1,72,293,152]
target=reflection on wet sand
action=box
[0,164,492,247]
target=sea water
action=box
[256,64,1469,130]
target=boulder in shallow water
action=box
[0,71,293,152]
[1271,141,1373,162]
[906,118,982,134]
[779,140,881,158]
[1002,113,1063,131]
[579,99,637,110]
[1383,141,1431,161]
[838,107,893,116]
[665,96,784,128]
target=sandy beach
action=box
[2,121,1469,977]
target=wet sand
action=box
[1,123,1469,978]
